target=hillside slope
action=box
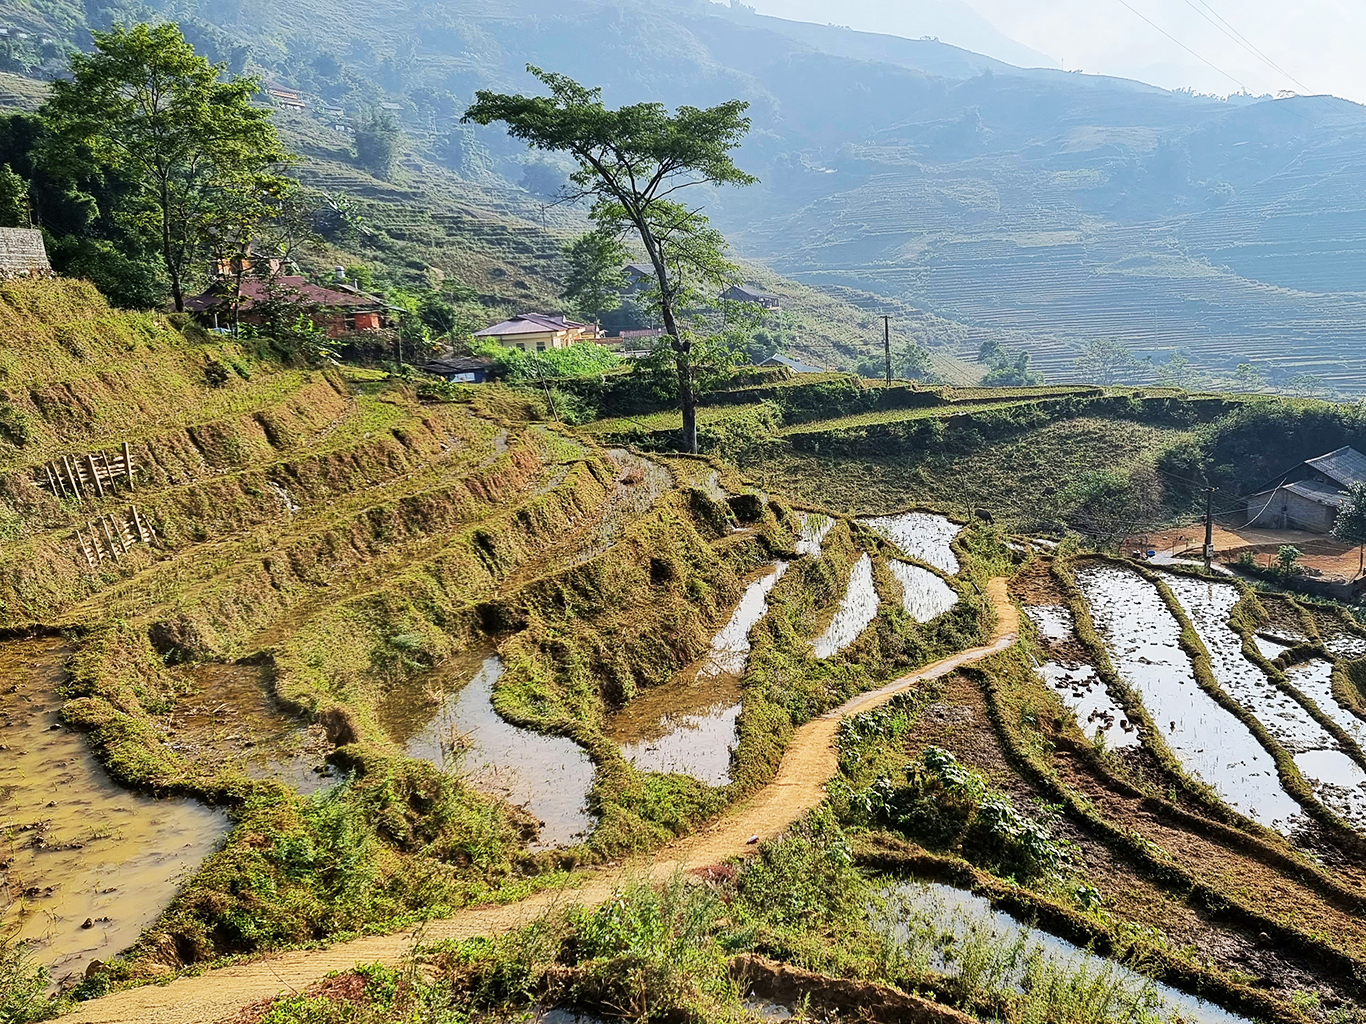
[0,0,1351,388]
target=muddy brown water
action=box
[380,652,595,849]
[0,638,228,985]
[170,662,337,795]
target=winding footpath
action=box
[66,581,1019,1024]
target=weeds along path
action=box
[63,582,1019,1024]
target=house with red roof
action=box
[187,275,396,338]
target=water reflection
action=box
[862,513,962,574]
[880,880,1252,1024]
[1077,565,1304,833]
[383,654,595,849]
[608,563,787,785]
[813,553,879,659]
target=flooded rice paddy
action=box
[381,652,595,849]
[171,662,337,794]
[1038,662,1140,749]
[861,512,961,574]
[1323,632,1366,658]
[795,511,833,557]
[608,563,787,785]
[1286,659,1366,747]
[1,638,228,983]
[1077,565,1305,833]
[1164,575,1366,829]
[1024,605,1074,643]
[888,561,958,622]
[881,880,1251,1024]
[1165,577,1327,752]
[812,553,880,659]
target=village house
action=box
[1244,446,1366,533]
[721,284,781,310]
[757,353,826,374]
[474,313,603,352]
[417,355,497,384]
[266,84,307,111]
[187,272,395,338]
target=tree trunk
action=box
[636,231,699,454]
[160,184,184,312]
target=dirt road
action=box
[65,581,1018,1024]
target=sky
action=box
[746,0,1366,104]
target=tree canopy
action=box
[41,23,290,310]
[1332,481,1366,575]
[465,67,756,453]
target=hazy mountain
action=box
[740,0,1059,70]
[4,0,1366,389]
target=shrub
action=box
[0,936,60,1022]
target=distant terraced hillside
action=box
[736,95,1366,392]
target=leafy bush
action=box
[851,747,1066,881]
[0,935,60,1022]
[966,793,1067,880]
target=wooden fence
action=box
[34,443,136,500]
[75,505,157,569]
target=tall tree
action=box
[1073,337,1139,385]
[41,23,290,311]
[465,67,756,453]
[354,108,402,180]
[561,227,628,322]
[1332,481,1366,576]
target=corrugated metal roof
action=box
[759,353,826,374]
[1306,446,1366,488]
[474,313,593,337]
[1282,479,1351,507]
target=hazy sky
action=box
[747,0,1366,103]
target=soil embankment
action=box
[62,581,1018,1024]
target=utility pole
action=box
[1203,487,1217,570]
[883,315,892,387]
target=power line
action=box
[1185,0,1314,95]
[1111,0,1247,91]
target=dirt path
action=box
[64,582,1018,1024]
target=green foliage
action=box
[41,23,291,310]
[983,349,1044,387]
[145,752,524,965]
[0,162,27,226]
[1159,396,1366,499]
[470,337,622,385]
[1054,467,1164,545]
[354,108,402,180]
[1073,338,1141,385]
[562,228,629,320]
[735,810,868,928]
[1275,544,1304,576]
[1332,482,1366,548]
[851,747,1066,882]
[0,936,61,1022]
[465,66,756,452]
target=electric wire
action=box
[1110,0,1247,91]
[1185,0,1314,95]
